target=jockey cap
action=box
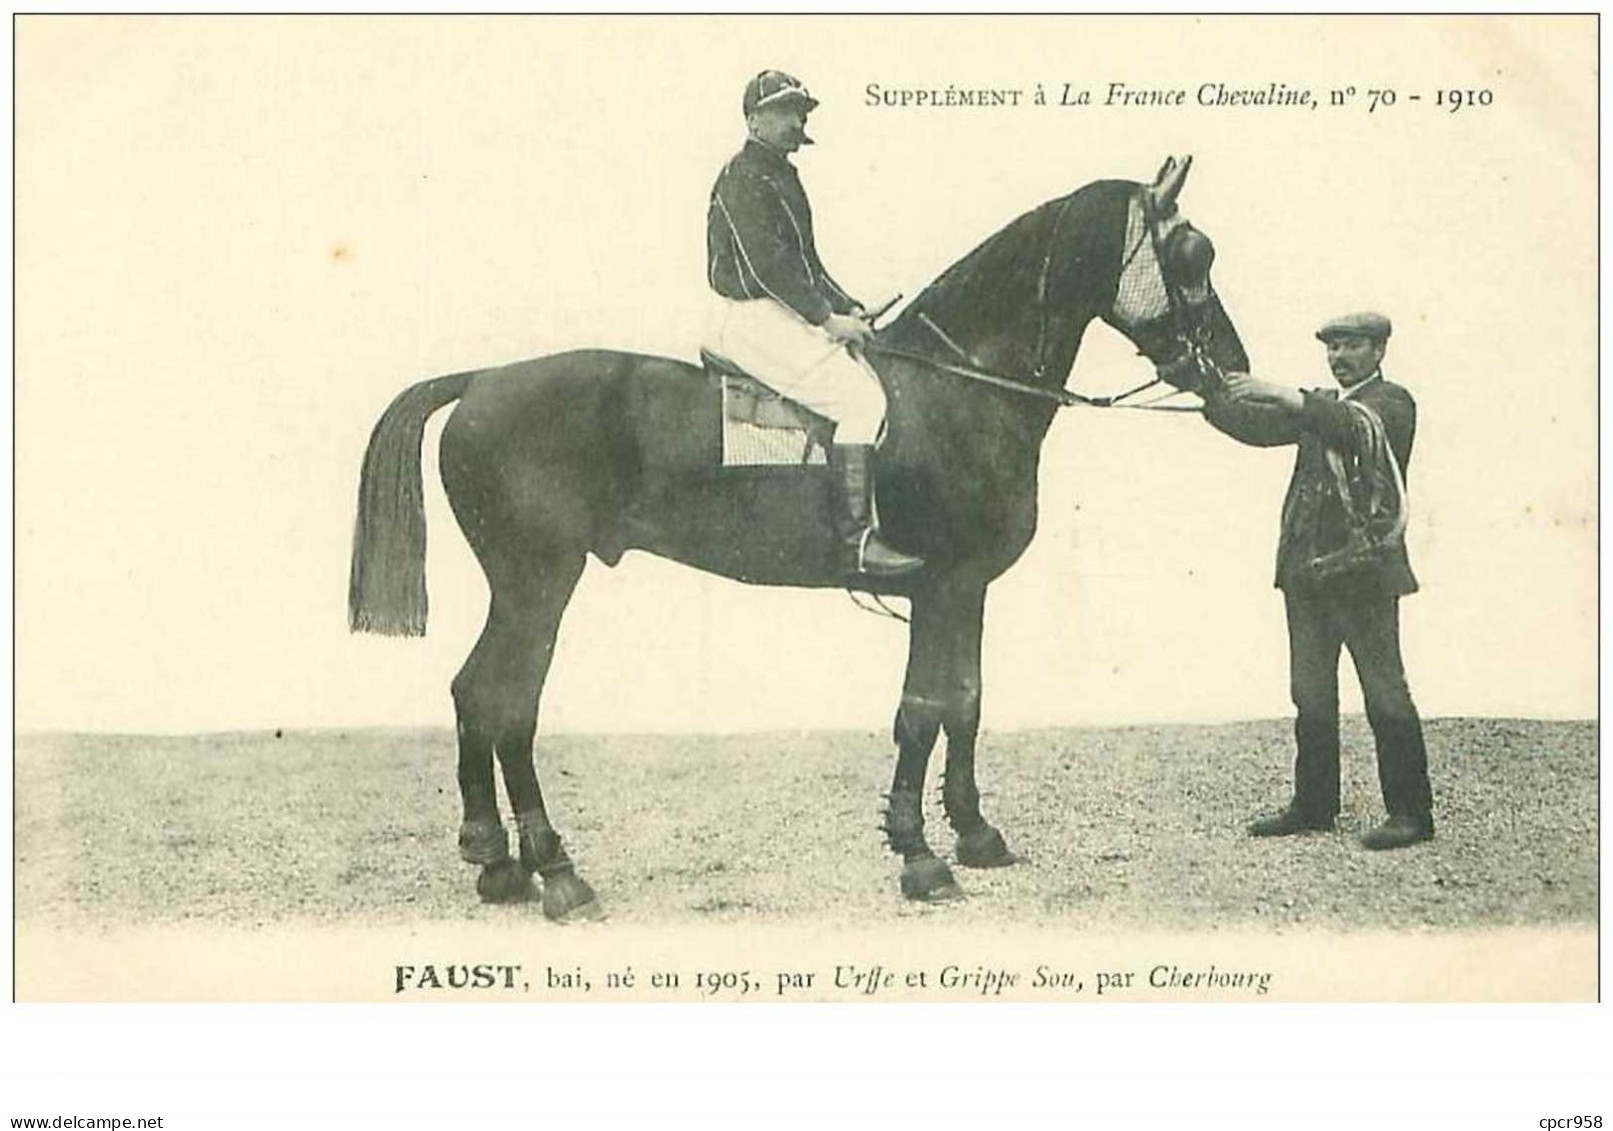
[743,71,819,117]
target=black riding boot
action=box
[830,444,924,579]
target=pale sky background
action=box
[13,15,1596,735]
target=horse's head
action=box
[1103,156,1249,393]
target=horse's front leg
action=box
[884,585,972,901]
[939,586,1020,869]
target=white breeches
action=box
[704,296,887,445]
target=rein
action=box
[865,332,1200,414]
[865,342,1099,408]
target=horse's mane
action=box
[884,179,1135,349]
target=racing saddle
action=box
[701,349,834,466]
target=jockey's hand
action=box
[824,312,873,347]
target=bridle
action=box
[865,187,1222,414]
[1128,190,1229,401]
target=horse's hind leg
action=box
[452,551,600,921]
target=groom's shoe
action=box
[1360,813,1435,851]
[1247,804,1335,838]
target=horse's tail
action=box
[348,370,478,636]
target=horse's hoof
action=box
[553,899,606,923]
[955,826,1021,869]
[918,881,966,903]
[476,859,534,904]
[541,872,605,923]
[900,855,966,902]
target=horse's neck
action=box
[885,300,1065,385]
[889,191,1121,396]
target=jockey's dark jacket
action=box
[1202,375,1419,596]
[707,139,860,326]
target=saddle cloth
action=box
[701,349,831,467]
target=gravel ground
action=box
[14,718,1596,932]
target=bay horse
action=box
[349,156,1248,918]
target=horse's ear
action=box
[1148,155,1187,214]
[1154,154,1193,213]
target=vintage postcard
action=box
[12,14,1597,1006]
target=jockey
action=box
[705,70,924,580]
